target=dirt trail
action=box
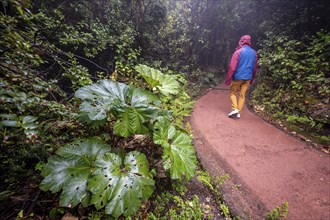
[189,84,330,220]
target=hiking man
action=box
[225,35,258,119]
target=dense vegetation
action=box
[252,31,330,145]
[0,0,329,219]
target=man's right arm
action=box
[225,50,240,85]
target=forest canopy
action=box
[0,0,329,218]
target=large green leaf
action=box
[153,117,197,180]
[74,80,129,120]
[128,85,161,106]
[75,80,161,127]
[79,100,110,121]
[153,116,176,147]
[88,151,155,218]
[40,138,111,207]
[112,85,161,137]
[76,111,107,129]
[40,138,155,218]
[75,80,128,102]
[135,65,180,96]
[163,131,197,180]
[158,75,181,96]
[135,65,161,89]
[113,106,158,138]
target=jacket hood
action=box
[235,35,251,50]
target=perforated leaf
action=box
[40,138,155,218]
[135,65,180,96]
[153,117,197,180]
[88,151,155,218]
[40,138,111,207]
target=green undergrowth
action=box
[94,169,233,219]
[251,31,330,148]
[42,169,235,220]
[266,201,289,220]
[188,67,226,98]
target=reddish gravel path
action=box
[189,84,330,220]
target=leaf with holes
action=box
[88,151,155,218]
[40,138,111,207]
[153,117,197,180]
[135,64,180,96]
[40,138,155,218]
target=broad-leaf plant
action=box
[135,64,180,96]
[40,66,197,218]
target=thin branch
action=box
[26,190,41,217]
[35,45,109,74]
[70,53,109,74]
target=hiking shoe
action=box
[236,113,240,119]
[228,109,239,118]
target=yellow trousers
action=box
[230,80,250,112]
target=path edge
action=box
[190,122,269,220]
[189,99,270,219]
